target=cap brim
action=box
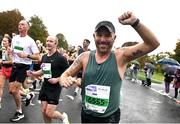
[95,25,113,33]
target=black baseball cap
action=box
[95,21,115,33]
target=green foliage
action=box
[0,9,24,36]
[173,39,180,63]
[137,70,164,84]
[136,54,148,69]
[156,52,173,60]
[56,33,68,50]
[28,15,49,45]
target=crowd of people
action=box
[0,11,162,123]
[126,61,180,101]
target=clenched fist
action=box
[118,11,138,25]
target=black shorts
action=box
[38,80,62,105]
[81,108,121,123]
[33,63,41,71]
[9,63,30,83]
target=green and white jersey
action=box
[11,35,39,65]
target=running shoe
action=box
[10,111,24,122]
[25,92,35,106]
[62,112,69,124]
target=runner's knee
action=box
[8,84,20,94]
[45,109,53,118]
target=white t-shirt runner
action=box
[11,35,39,65]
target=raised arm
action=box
[118,11,160,63]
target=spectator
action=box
[163,72,174,96]
[173,69,180,99]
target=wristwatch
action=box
[27,54,31,59]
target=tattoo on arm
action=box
[126,50,144,61]
[71,57,81,70]
[132,50,143,57]
[67,54,83,75]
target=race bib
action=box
[13,45,24,53]
[41,63,52,78]
[85,84,110,113]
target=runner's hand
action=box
[48,78,59,84]
[27,70,33,77]
[118,11,137,25]
[7,47,13,54]
[59,76,77,88]
[17,52,28,58]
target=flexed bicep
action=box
[122,43,149,63]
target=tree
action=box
[0,9,24,36]
[28,15,49,45]
[137,54,148,69]
[56,33,68,50]
[173,39,180,63]
[156,52,173,60]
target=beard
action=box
[95,40,113,54]
[96,41,111,46]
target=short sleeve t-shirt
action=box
[11,35,39,64]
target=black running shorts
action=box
[9,63,30,83]
[38,81,62,105]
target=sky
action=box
[1,0,180,54]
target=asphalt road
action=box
[0,79,180,123]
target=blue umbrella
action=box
[162,64,180,75]
[158,58,180,66]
